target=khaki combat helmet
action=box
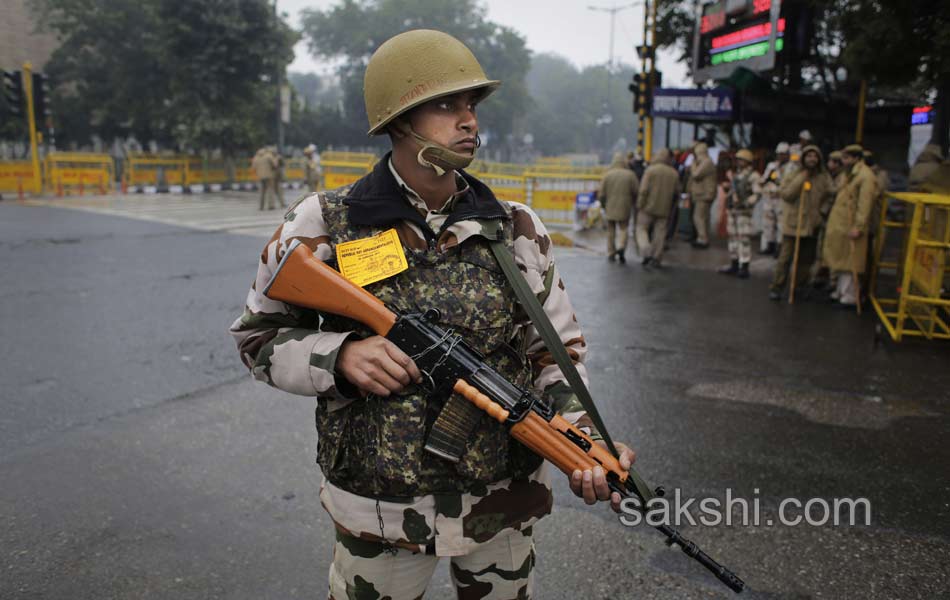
[735,149,754,163]
[364,29,500,175]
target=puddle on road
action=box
[686,381,940,429]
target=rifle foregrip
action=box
[453,379,509,422]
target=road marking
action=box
[25,193,287,237]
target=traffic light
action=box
[3,70,23,116]
[32,73,51,126]
[630,73,647,113]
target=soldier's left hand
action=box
[569,441,636,513]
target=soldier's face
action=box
[842,153,857,169]
[409,90,481,155]
[828,159,841,171]
[803,152,819,169]
[778,152,789,163]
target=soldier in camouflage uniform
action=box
[718,149,762,279]
[230,29,634,600]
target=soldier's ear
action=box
[387,117,410,140]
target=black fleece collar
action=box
[343,152,509,244]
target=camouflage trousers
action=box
[726,211,753,264]
[329,528,535,600]
[760,194,783,249]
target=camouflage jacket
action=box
[727,167,763,214]
[229,154,595,556]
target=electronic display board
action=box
[911,106,933,126]
[692,0,784,83]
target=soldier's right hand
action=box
[337,336,423,397]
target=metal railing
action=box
[870,192,950,342]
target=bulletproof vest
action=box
[312,192,543,498]
[731,169,754,211]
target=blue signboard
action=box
[575,191,596,210]
[651,88,735,121]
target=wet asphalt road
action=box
[1,200,949,599]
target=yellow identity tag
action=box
[335,228,409,287]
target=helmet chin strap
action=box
[394,121,477,176]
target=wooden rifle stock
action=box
[263,239,398,336]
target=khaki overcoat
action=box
[637,149,681,218]
[687,143,717,203]
[779,145,833,237]
[252,148,277,179]
[823,160,877,273]
[599,154,640,222]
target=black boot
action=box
[737,262,750,279]
[718,259,739,275]
[617,250,626,264]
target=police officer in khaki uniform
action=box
[822,144,877,307]
[230,29,634,600]
[827,150,846,193]
[769,145,834,300]
[303,143,322,192]
[635,148,680,268]
[251,146,279,211]
[687,141,717,249]
[599,152,639,262]
[813,149,846,288]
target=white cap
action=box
[775,142,790,153]
[304,144,317,154]
[799,129,812,141]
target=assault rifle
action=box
[264,239,745,594]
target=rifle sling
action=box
[488,239,656,503]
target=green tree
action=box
[30,0,295,153]
[828,0,950,152]
[300,0,531,155]
[654,0,950,153]
[523,53,638,157]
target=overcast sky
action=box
[277,0,690,87]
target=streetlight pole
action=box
[588,2,641,104]
[273,0,284,154]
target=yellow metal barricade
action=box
[524,166,603,225]
[284,158,307,184]
[321,151,377,189]
[469,169,527,205]
[126,155,188,189]
[46,153,114,195]
[0,161,36,194]
[870,191,950,342]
